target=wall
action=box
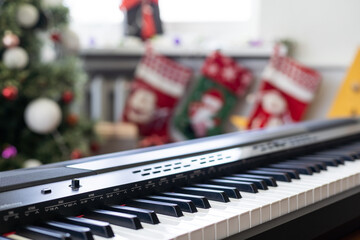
[259,0,360,67]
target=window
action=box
[159,0,253,22]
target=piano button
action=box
[257,167,300,179]
[64,217,114,238]
[178,187,230,202]
[106,205,160,224]
[232,174,278,186]
[282,161,321,173]
[86,209,142,230]
[222,176,268,190]
[161,192,211,209]
[128,199,183,217]
[192,183,242,199]
[17,225,71,240]
[208,179,258,193]
[246,170,292,182]
[44,221,94,240]
[298,156,339,166]
[268,163,313,175]
[146,195,197,213]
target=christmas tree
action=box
[0,0,98,171]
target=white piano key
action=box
[94,234,130,240]
[5,235,31,240]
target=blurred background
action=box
[1,0,360,170]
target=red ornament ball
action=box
[66,114,78,126]
[2,31,20,48]
[70,149,82,159]
[2,86,18,100]
[50,32,61,43]
[90,142,100,153]
[62,90,74,104]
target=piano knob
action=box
[70,178,81,190]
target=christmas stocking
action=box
[247,49,321,129]
[123,51,192,139]
[174,51,253,139]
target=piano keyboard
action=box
[1,118,360,240]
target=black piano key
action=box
[106,205,160,224]
[86,209,142,230]
[289,159,327,170]
[257,167,300,179]
[246,170,292,182]
[64,217,114,238]
[208,179,258,193]
[299,156,341,166]
[44,221,94,240]
[192,183,242,199]
[222,176,268,190]
[17,225,71,240]
[282,161,321,173]
[232,174,278,187]
[146,195,197,213]
[268,163,313,175]
[326,149,360,159]
[316,151,354,161]
[178,187,230,202]
[161,192,211,209]
[128,199,183,217]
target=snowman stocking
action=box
[123,51,192,139]
[247,51,321,129]
[174,51,253,139]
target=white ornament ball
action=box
[41,0,63,8]
[41,44,57,63]
[2,47,29,69]
[24,98,62,134]
[62,29,80,53]
[16,4,40,28]
[23,159,42,168]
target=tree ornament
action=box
[2,145,17,159]
[66,114,78,126]
[61,29,80,53]
[41,43,57,63]
[2,31,20,48]
[70,149,82,159]
[90,142,100,153]
[50,32,61,43]
[24,98,62,134]
[2,86,18,101]
[62,90,74,104]
[42,0,63,8]
[23,159,42,168]
[2,47,29,69]
[16,4,40,28]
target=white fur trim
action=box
[262,66,315,102]
[136,64,185,98]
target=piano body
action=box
[1,118,360,240]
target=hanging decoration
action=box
[120,0,163,40]
[247,46,322,129]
